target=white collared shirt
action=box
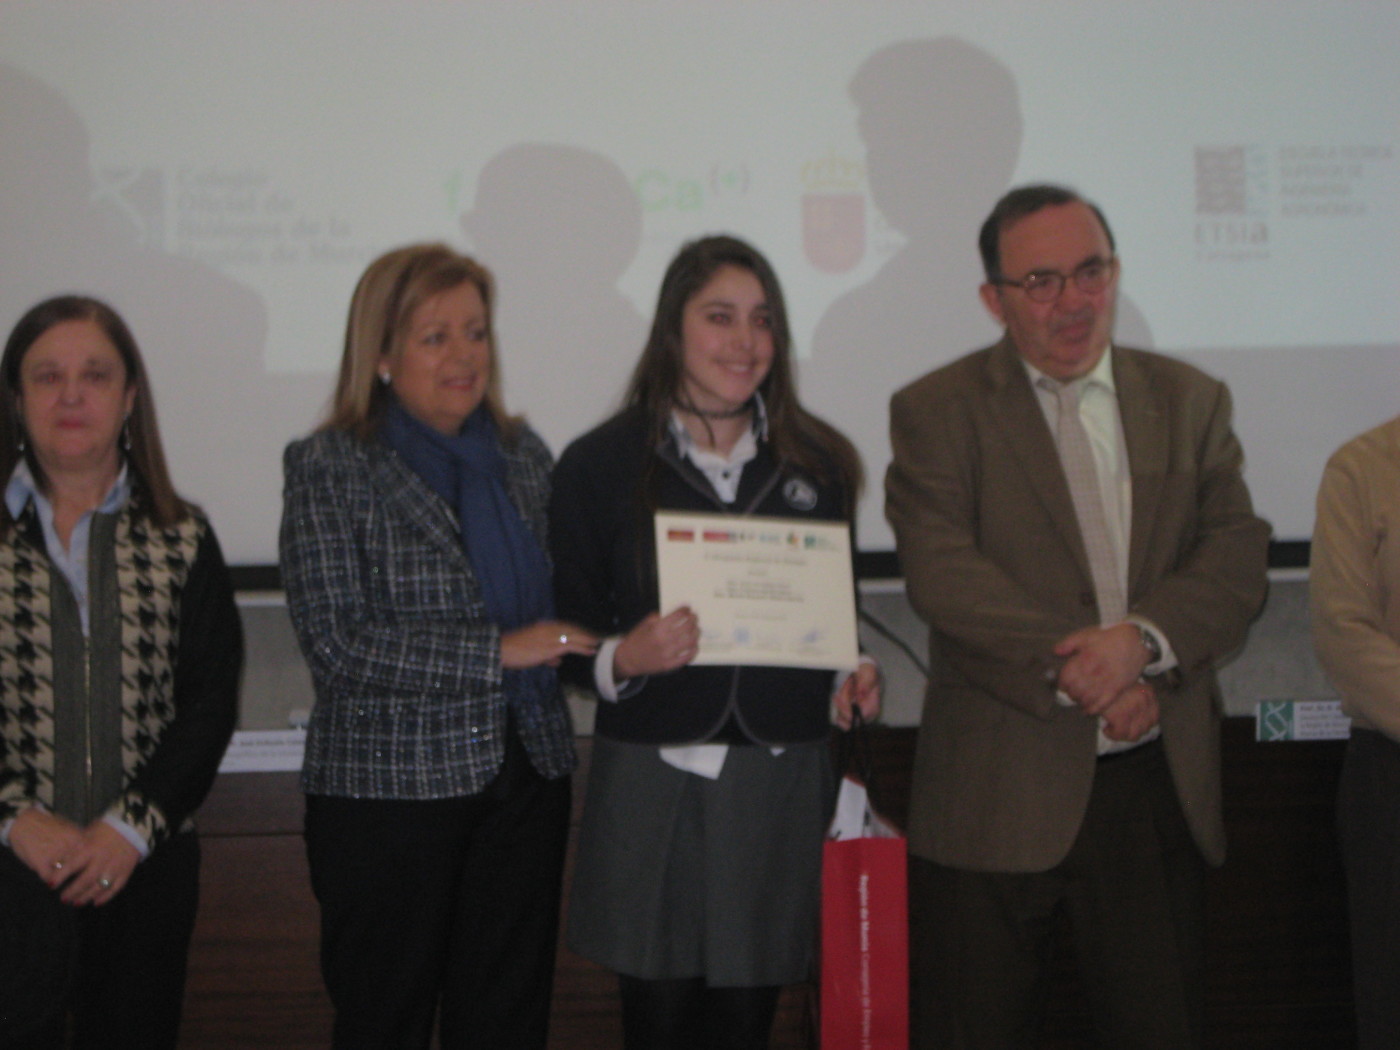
[666,405,764,505]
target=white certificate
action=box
[654,511,859,670]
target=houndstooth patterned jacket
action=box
[0,503,242,849]
[280,426,576,800]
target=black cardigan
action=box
[548,406,850,746]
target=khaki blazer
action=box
[887,339,1269,872]
[1311,414,1400,741]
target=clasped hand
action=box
[9,808,140,907]
[1054,622,1158,743]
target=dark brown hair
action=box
[0,295,187,532]
[625,234,862,510]
[978,183,1116,282]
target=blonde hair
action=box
[321,243,519,441]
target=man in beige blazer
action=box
[1311,416,1400,1049]
[886,184,1269,1049]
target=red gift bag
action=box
[820,772,909,1049]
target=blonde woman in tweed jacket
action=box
[280,244,597,1050]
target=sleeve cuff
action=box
[102,814,152,860]
[108,791,166,855]
[1126,615,1177,676]
[0,799,42,849]
[594,637,647,702]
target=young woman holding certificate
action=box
[549,234,880,1050]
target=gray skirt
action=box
[567,736,834,987]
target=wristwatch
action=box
[1135,623,1162,668]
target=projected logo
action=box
[634,164,750,213]
[1194,146,1269,260]
[801,153,864,274]
[95,168,167,249]
[1196,146,1254,215]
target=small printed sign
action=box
[1255,700,1351,742]
[218,729,307,773]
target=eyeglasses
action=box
[992,256,1117,304]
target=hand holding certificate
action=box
[654,510,859,671]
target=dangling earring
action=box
[17,430,25,453]
[122,416,132,451]
[379,371,391,385]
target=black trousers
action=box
[617,976,781,1050]
[304,751,571,1050]
[1337,727,1400,1050]
[910,740,1206,1050]
[0,830,200,1050]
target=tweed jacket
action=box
[1311,415,1400,741]
[887,340,1269,872]
[280,425,575,800]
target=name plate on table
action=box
[1255,699,1351,741]
[654,511,858,670]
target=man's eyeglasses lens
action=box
[1006,259,1115,303]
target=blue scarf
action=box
[380,398,555,719]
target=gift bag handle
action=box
[836,705,878,792]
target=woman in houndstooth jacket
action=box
[0,296,242,1049]
[280,244,597,1050]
